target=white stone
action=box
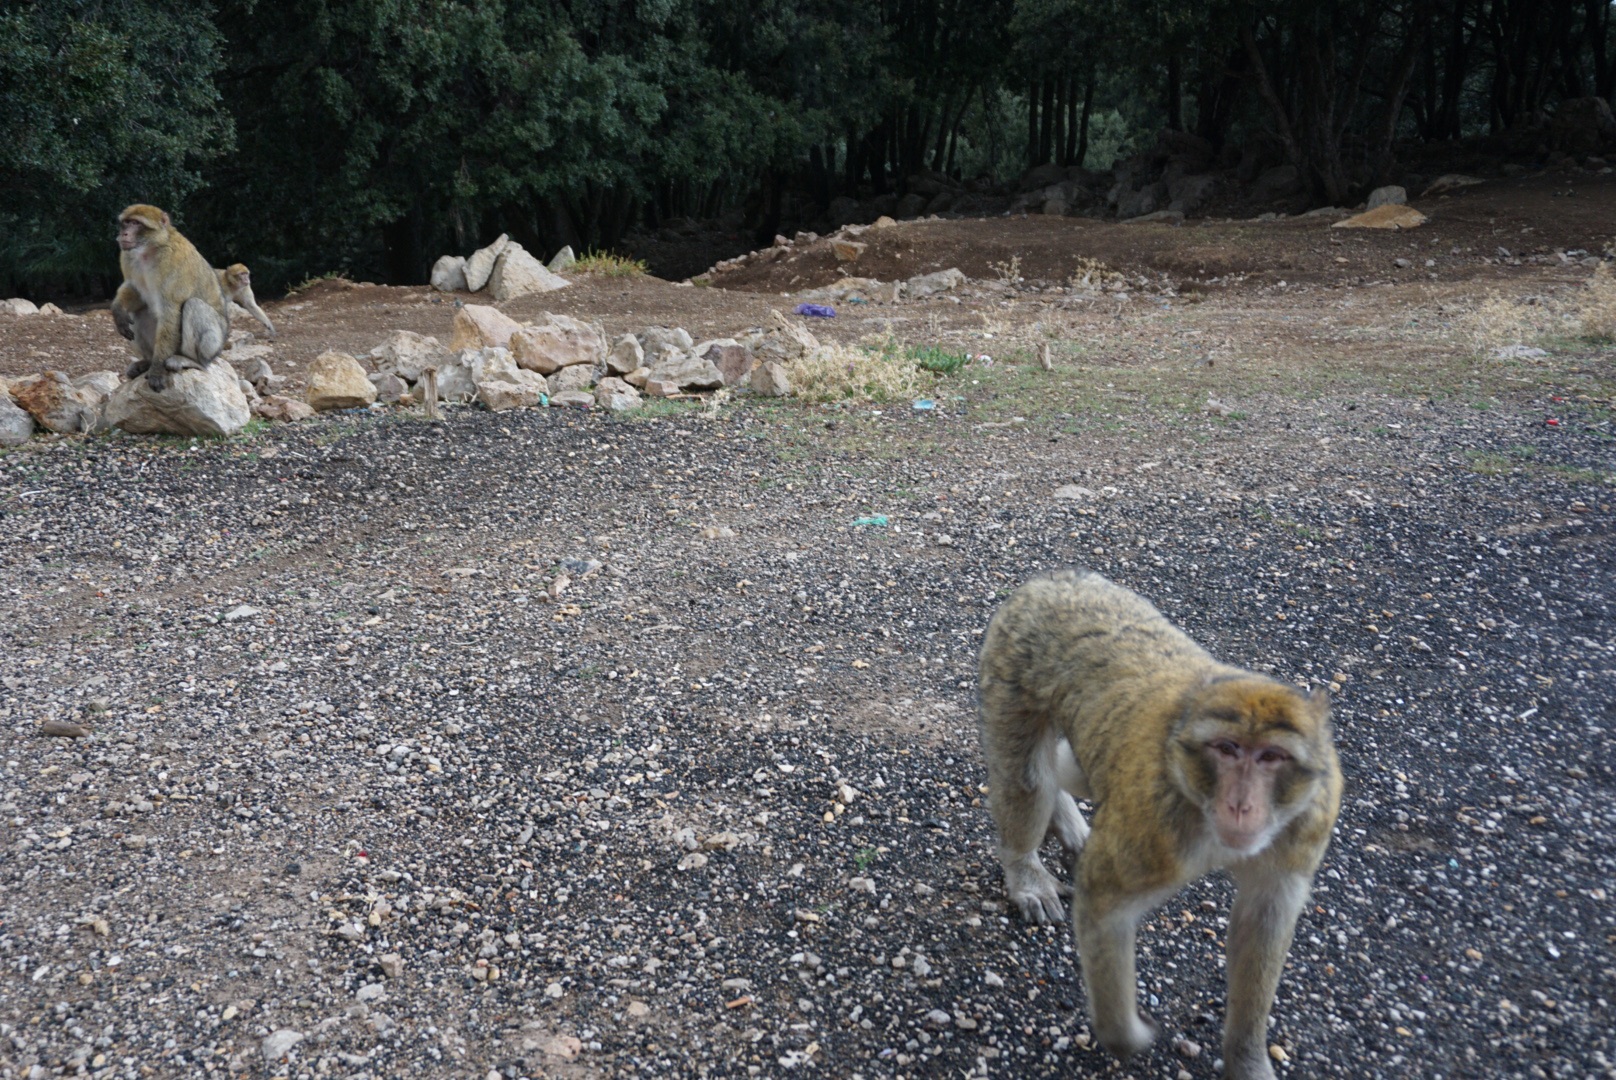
[0,393,35,446]
[511,314,607,374]
[1366,185,1408,210]
[547,245,576,271]
[430,255,468,292]
[606,334,644,375]
[905,267,966,297]
[100,363,252,437]
[261,1029,304,1063]
[371,330,450,381]
[305,351,377,411]
[0,298,40,316]
[489,243,570,301]
[464,234,509,292]
[594,377,641,412]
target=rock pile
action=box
[363,304,809,414]
[430,235,572,300]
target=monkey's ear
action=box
[1306,685,1332,711]
[160,212,172,227]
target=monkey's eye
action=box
[1257,748,1290,764]
[1210,740,1241,759]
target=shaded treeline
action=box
[1,0,1611,297]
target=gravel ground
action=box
[1,360,1612,1080]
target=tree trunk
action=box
[1053,79,1068,165]
[1368,14,1428,186]
[1038,78,1056,164]
[1077,72,1095,166]
[1027,80,1040,168]
[1166,50,1183,130]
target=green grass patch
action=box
[573,251,647,277]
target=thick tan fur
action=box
[978,569,1341,1080]
[111,204,229,391]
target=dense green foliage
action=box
[2,0,1612,296]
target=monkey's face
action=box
[1173,679,1332,854]
[117,217,147,252]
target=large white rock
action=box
[466,348,549,411]
[605,334,644,375]
[1366,185,1408,210]
[594,377,641,412]
[547,364,596,395]
[637,326,694,367]
[435,360,477,402]
[904,267,967,297]
[370,330,451,382]
[449,304,523,351]
[489,243,570,301]
[305,351,378,411]
[101,362,252,436]
[0,393,35,445]
[748,309,819,365]
[646,350,724,393]
[464,234,509,292]
[750,360,792,397]
[430,255,468,292]
[0,298,40,316]
[548,246,577,271]
[511,314,607,374]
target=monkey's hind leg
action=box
[983,718,1078,925]
[178,297,227,366]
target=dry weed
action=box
[1068,257,1125,289]
[1578,263,1616,340]
[1456,295,1545,354]
[790,343,927,403]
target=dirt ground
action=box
[1,168,1613,1080]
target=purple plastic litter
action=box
[794,303,836,318]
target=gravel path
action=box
[1,383,1612,1079]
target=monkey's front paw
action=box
[124,359,150,380]
[1097,1010,1160,1060]
[144,368,169,392]
[1004,863,1068,925]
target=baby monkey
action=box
[978,570,1341,1080]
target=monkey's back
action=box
[980,570,1230,792]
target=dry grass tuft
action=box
[1577,263,1616,341]
[790,343,928,403]
[1456,294,1546,354]
[573,251,647,277]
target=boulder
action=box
[699,340,756,385]
[464,234,509,292]
[832,240,866,262]
[449,304,523,351]
[38,303,65,316]
[101,363,252,436]
[1018,162,1068,192]
[1550,97,1616,156]
[594,377,641,412]
[0,394,35,445]
[637,326,695,367]
[749,309,819,364]
[1167,174,1218,215]
[0,298,40,316]
[467,348,548,411]
[1127,209,1185,225]
[11,372,99,433]
[799,278,898,305]
[74,371,122,399]
[305,351,377,411]
[435,361,477,402]
[550,389,594,409]
[623,366,651,389]
[369,371,410,404]
[605,334,644,375]
[1331,205,1428,230]
[430,255,468,292]
[546,364,596,395]
[371,330,451,382]
[904,268,967,298]
[827,196,861,227]
[547,246,577,272]
[238,378,260,404]
[256,395,315,423]
[869,215,897,229]
[488,243,569,301]
[510,314,607,374]
[1366,185,1407,210]
[750,361,792,397]
[925,191,956,214]
[1251,163,1302,202]
[1118,181,1167,219]
[646,350,724,393]
[895,193,928,219]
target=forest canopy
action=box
[2,0,1611,296]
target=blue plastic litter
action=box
[912,399,936,411]
[852,515,889,527]
[794,303,836,318]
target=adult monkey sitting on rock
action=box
[110,204,230,392]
